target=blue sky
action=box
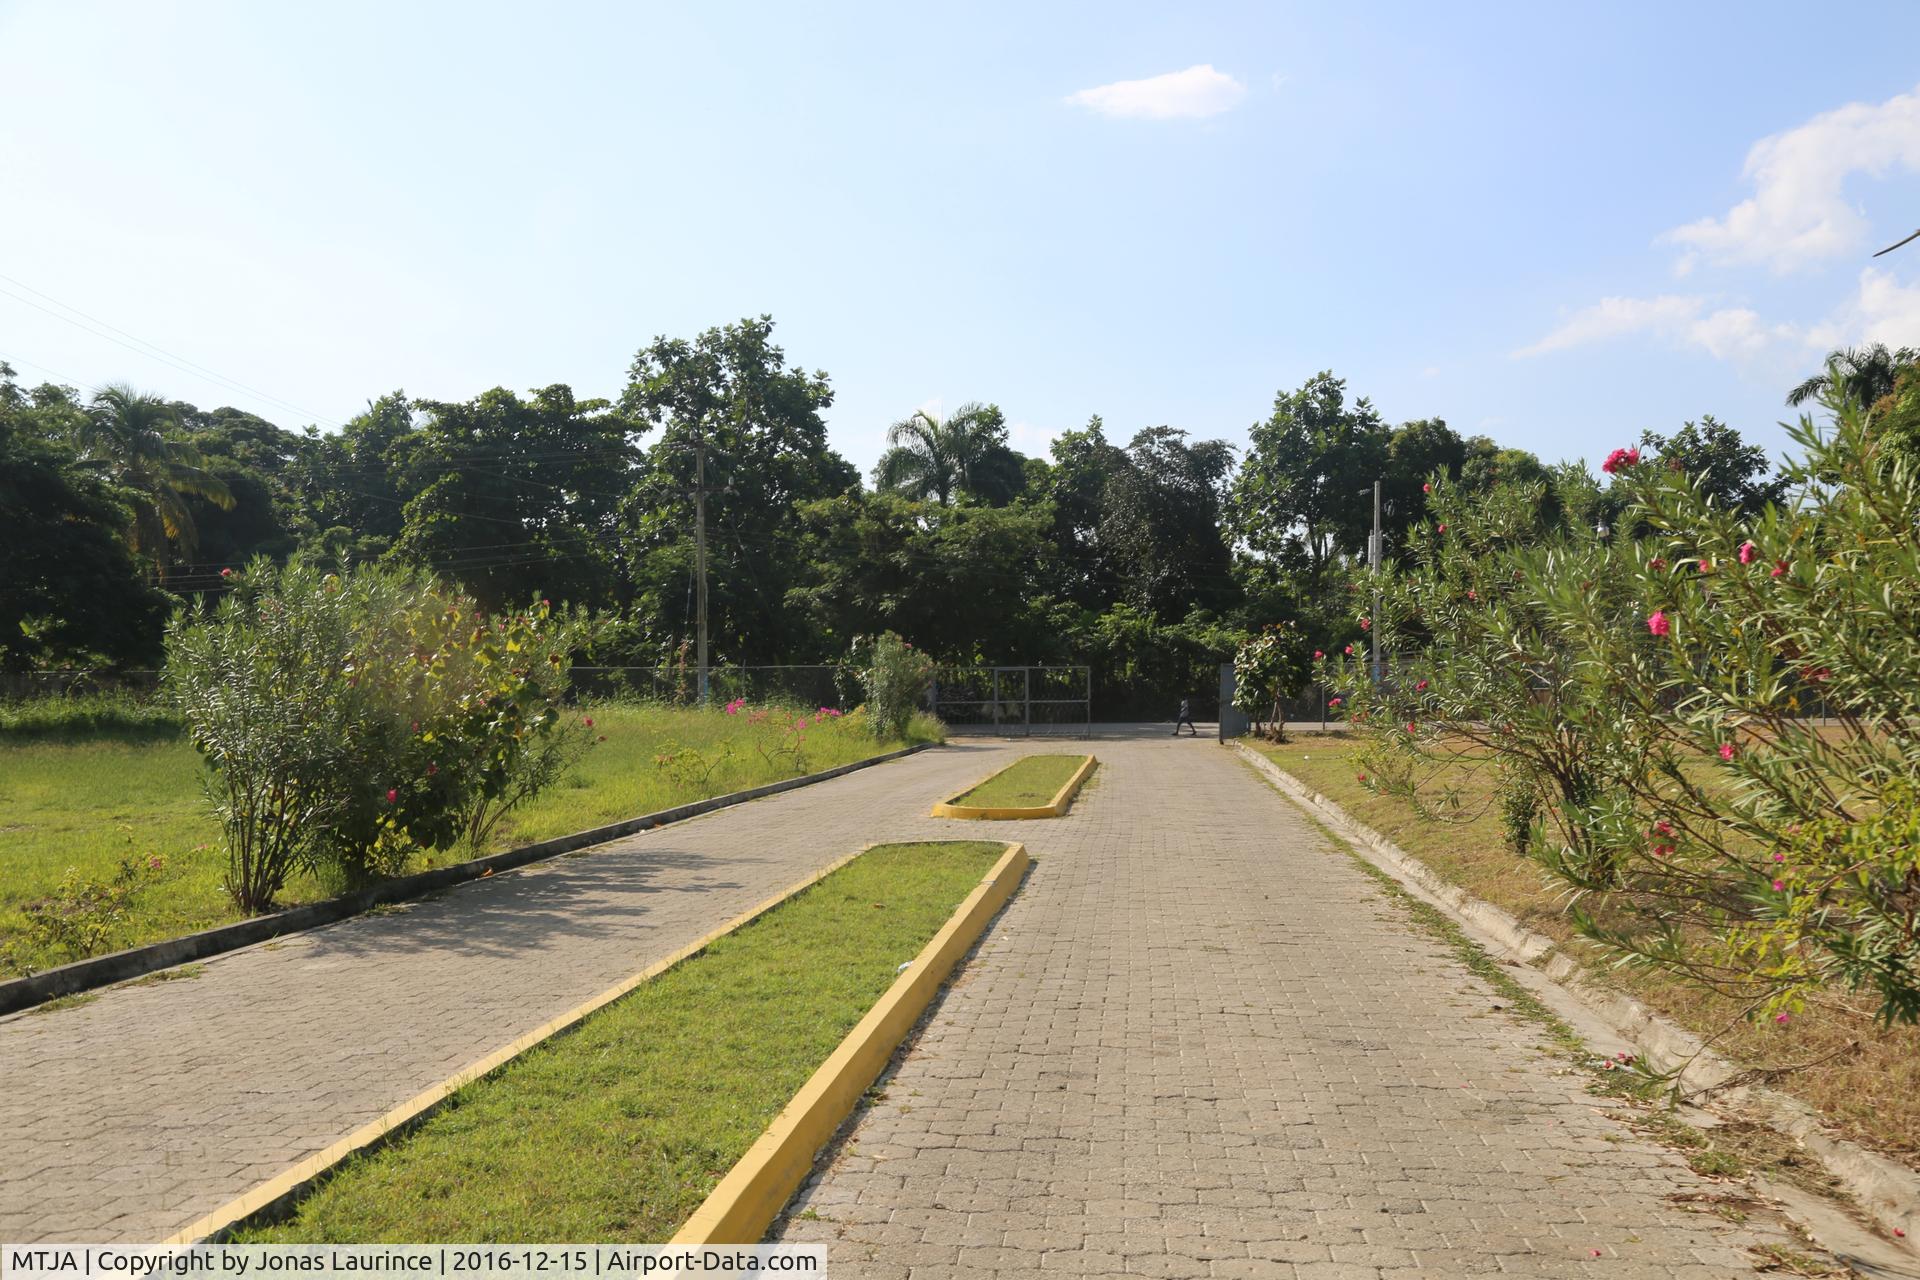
[4,1,1919,476]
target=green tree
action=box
[788,492,1067,662]
[1638,416,1785,515]
[388,385,635,611]
[1229,372,1389,579]
[291,392,416,566]
[873,402,1025,505]
[1381,417,1467,548]
[1786,342,1917,412]
[0,367,169,670]
[72,384,234,576]
[619,316,859,662]
[1098,426,1237,620]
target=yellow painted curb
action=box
[164,845,882,1244]
[930,753,1097,820]
[671,840,1030,1245]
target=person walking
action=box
[1173,696,1197,737]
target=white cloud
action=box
[1513,295,1705,356]
[1662,84,1920,272]
[1823,267,1920,349]
[1066,64,1246,121]
[1512,294,1806,361]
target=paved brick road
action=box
[0,741,1035,1242]
[772,737,1818,1278]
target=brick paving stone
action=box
[769,737,1829,1277]
[0,741,1038,1242]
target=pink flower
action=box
[1467,588,1478,601]
[1601,446,1641,475]
[1313,650,1324,660]
[1415,679,1429,691]
[1771,559,1788,578]
[1772,851,1784,863]
[1772,879,1785,892]
[541,598,551,608]
[1719,742,1736,761]
[1405,721,1417,734]
[386,788,399,804]
[583,717,594,728]
[1738,541,1756,565]
[1359,617,1371,631]
[1356,772,1368,783]
[1343,645,1354,656]
[1646,610,1670,637]
[1697,559,1713,575]
[1654,820,1674,836]
[1422,482,1432,493]
[427,763,438,776]
[1648,557,1667,571]
[1328,697,1343,707]
[1436,523,1447,534]
[148,856,164,871]
[220,567,234,579]
[1774,1012,1791,1025]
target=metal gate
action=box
[929,666,1091,737]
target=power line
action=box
[0,274,345,428]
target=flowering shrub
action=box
[1555,401,1920,1024]
[164,561,593,911]
[1325,472,1641,876]
[1232,622,1313,741]
[1336,398,1920,1025]
[855,631,933,740]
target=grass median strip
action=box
[952,754,1088,808]
[237,840,1005,1243]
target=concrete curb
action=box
[672,841,1030,1244]
[0,742,935,1018]
[930,754,1097,820]
[1232,739,1920,1249]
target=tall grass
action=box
[0,701,943,974]
[0,691,181,741]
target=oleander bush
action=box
[855,631,933,740]
[164,561,592,912]
[1325,397,1920,1026]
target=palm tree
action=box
[873,402,1007,505]
[74,384,234,577]
[1786,343,1918,412]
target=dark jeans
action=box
[1174,715,1197,736]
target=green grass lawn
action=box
[0,704,943,974]
[239,840,1005,1242]
[952,753,1089,808]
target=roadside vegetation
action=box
[0,699,942,976]
[239,840,1004,1242]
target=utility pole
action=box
[694,436,710,707]
[1370,479,1383,685]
